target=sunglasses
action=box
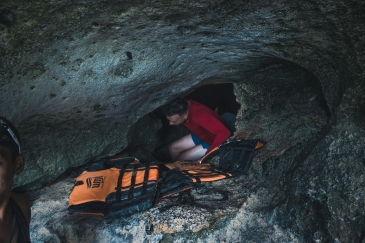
[0,120,21,154]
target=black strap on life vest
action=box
[128,163,138,200]
[142,162,150,195]
[178,166,232,183]
[115,163,128,202]
[208,167,232,178]
[180,170,202,185]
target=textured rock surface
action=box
[29,177,163,243]
[1,0,365,242]
[1,0,364,189]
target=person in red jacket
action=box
[163,98,232,161]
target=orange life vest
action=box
[164,161,233,183]
[159,139,265,199]
[68,159,159,217]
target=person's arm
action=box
[11,192,31,225]
[194,111,231,153]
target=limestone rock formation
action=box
[1,0,364,242]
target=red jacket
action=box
[183,99,231,153]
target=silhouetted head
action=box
[163,98,189,126]
[0,116,21,156]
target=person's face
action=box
[0,146,24,195]
[166,113,188,126]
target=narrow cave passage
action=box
[117,83,241,162]
[118,58,331,165]
[184,83,241,116]
[156,83,241,144]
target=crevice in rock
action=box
[285,117,334,177]
[156,83,241,144]
[231,58,335,242]
[116,83,241,162]
[276,113,334,240]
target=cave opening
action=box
[116,58,330,165]
[156,83,241,144]
[117,83,241,162]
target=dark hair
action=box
[0,116,21,155]
[163,98,189,117]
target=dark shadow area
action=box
[185,83,241,116]
[116,83,241,162]
[154,83,241,145]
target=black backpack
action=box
[200,139,265,174]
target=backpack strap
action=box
[208,167,232,178]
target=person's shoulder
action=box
[11,192,31,225]
[188,100,207,111]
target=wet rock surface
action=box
[1,0,364,242]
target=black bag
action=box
[200,139,265,174]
